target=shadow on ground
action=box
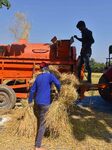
[70,96,112,143]
[78,96,112,114]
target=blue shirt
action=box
[28,72,61,105]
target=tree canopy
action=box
[90,58,105,72]
[0,0,11,9]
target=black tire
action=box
[0,84,16,109]
[98,75,112,102]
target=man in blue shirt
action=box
[28,62,61,150]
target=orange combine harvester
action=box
[0,37,79,109]
[0,37,112,109]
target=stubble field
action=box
[0,72,112,150]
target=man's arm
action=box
[28,79,37,103]
[50,74,61,92]
[74,35,82,42]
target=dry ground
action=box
[84,72,102,96]
[0,73,112,150]
[0,106,112,150]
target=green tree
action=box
[0,0,11,9]
[90,58,105,73]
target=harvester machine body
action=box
[0,38,77,109]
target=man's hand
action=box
[70,36,74,44]
[74,35,78,39]
[28,102,34,108]
[54,93,59,100]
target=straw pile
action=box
[5,105,37,138]
[5,66,41,138]
[0,109,12,116]
[45,66,79,142]
[49,65,61,79]
[5,65,79,143]
[45,86,78,137]
[60,73,79,87]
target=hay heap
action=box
[0,109,12,116]
[49,65,61,79]
[60,73,79,87]
[5,65,79,144]
[45,66,79,143]
[6,106,37,138]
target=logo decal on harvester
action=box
[32,49,49,53]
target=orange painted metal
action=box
[0,38,77,98]
[16,93,28,99]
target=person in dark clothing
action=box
[74,20,94,83]
[28,62,61,150]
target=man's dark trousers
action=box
[78,53,91,83]
[35,104,49,148]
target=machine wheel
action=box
[98,75,112,102]
[0,84,16,109]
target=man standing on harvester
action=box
[74,20,94,83]
[28,62,61,150]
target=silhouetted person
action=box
[74,20,94,83]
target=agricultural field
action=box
[91,72,103,84]
[0,72,112,150]
[84,72,103,96]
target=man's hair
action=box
[76,21,86,28]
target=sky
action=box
[0,0,112,62]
